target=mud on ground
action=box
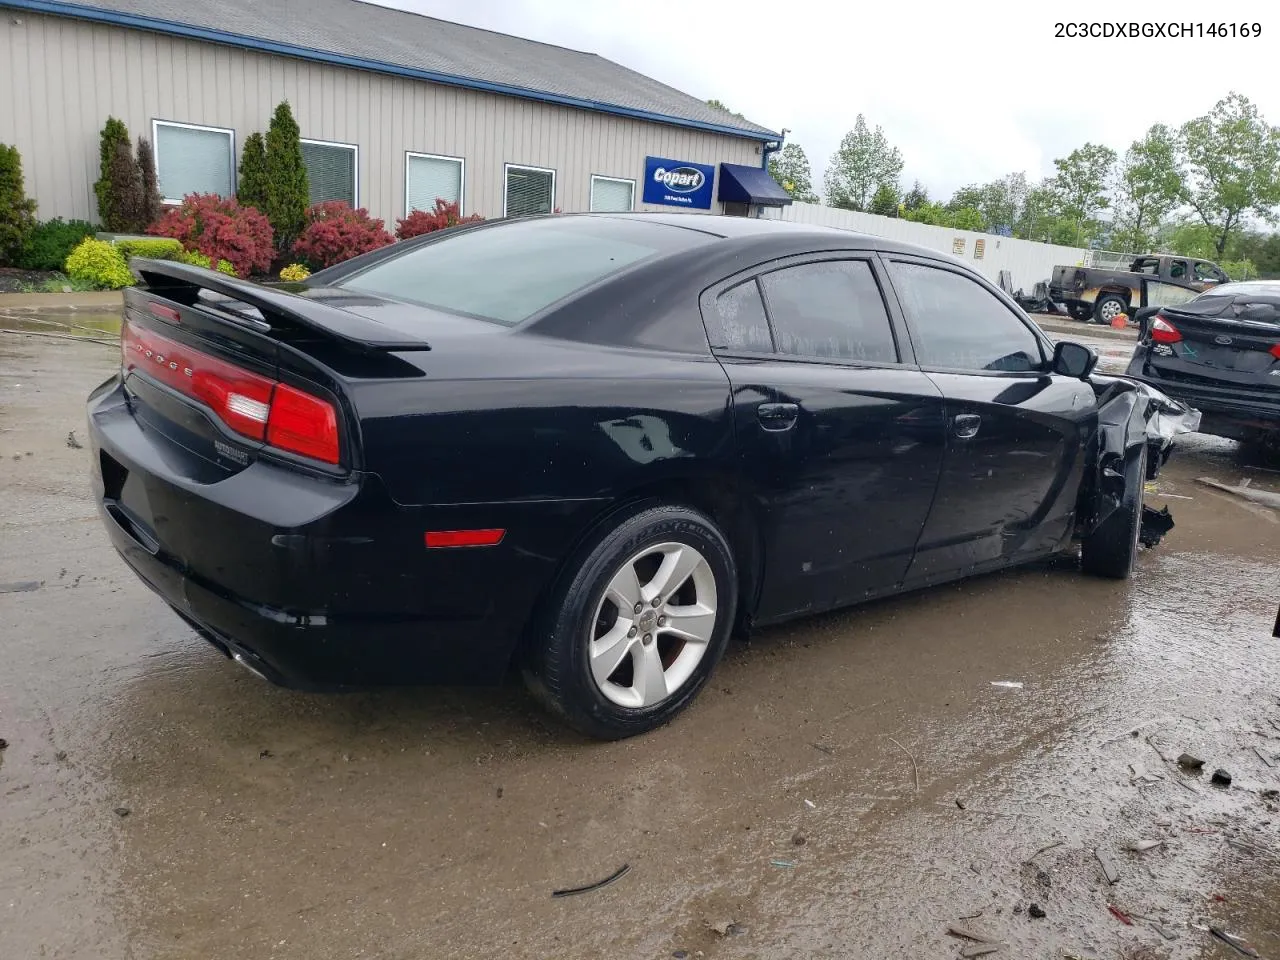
[2,321,1278,960]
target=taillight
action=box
[1150,315,1182,344]
[1270,343,1280,360]
[121,317,340,465]
[267,383,340,464]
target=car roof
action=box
[563,211,970,264]
[1199,280,1280,297]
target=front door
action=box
[880,257,1096,584]
[701,255,946,622]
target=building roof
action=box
[6,0,779,140]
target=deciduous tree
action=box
[824,115,903,211]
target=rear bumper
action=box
[88,377,594,688]
[1123,357,1280,439]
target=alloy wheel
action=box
[587,542,718,708]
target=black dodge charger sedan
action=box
[88,213,1183,739]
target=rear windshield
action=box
[336,216,710,325]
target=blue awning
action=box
[718,163,793,206]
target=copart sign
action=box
[642,156,716,209]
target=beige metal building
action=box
[0,0,790,228]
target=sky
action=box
[372,0,1277,202]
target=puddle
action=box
[0,310,122,340]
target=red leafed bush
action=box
[292,201,393,269]
[147,194,274,278]
[395,198,484,240]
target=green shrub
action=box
[33,273,97,293]
[64,237,135,289]
[114,237,183,260]
[0,143,38,265]
[238,132,269,211]
[15,218,98,270]
[177,249,237,276]
[94,118,131,230]
[264,101,309,253]
[1221,259,1257,281]
[135,136,164,228]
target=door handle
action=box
[757,402,799,431]
[952,413,982,439]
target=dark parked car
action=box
[88,214,1188,739]
[1127,281,1280,449]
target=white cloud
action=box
[376,0,1278,201]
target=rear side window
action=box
[759,260,898,363]
[887,262,1043,372]
[713,280,773,353]
[337,217,708,326]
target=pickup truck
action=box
[1049,254,1229,324]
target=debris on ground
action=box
[65,430,82,449]
[707,920,746,938]
[259,749,273,759]
[1125,839,1164,853]
[955,798,967,810]
[1096,849,1120,884]
[1107,904,1133,925]
[0,738,8,750]
[791,830,807,846]
[54,750,66,761]
[1129,762,1163,784]
[0,581,42,594]
[550,863,630,898]
[1028,903,1046,919]
[1026,840,1063,862]
[1210,926,1260,957]
[1196,476,1280,511]
[960,944,1001,958]
[803,799,816,809]
[1151,922,1179,941]
[1253,746,1275,768]
[990,681,1024,689]
[1177,753,1205,770]
[886,735,920,791]
[946,922,997,943]
[113,807,130,818]
[1138,505,1175,547]
[770,858,797,869]
[811,742,834,755]
[1211,768,1233,787]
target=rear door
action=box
[880,256,1097,583]
[701,254,946,622]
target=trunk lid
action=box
[1145,297,1280,391]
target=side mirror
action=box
[1053,340,1098,379]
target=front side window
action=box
[504,164,555,217]
[301,139,357,206]
[590,175,635,212]
[887,261,1043,372]
[152,120,234,202]
[406,153,463,213]
[338,216,708,327]
[759,260,898,363]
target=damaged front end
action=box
[1076,375,1201,545]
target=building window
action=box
[589,175,635,212]
[504,164,555,217]
[301,139,358,206]
[152,120,234,203]
[405,152,464,214]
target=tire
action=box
[1093,294,1128,325]
[1081,445,1146,579]
[522,505,738,740]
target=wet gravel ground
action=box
[2,319,1278,960]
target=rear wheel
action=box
[522,505,737,740]
[1093,294,1128,325]
[1081,445,1147,579]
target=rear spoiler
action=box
[129,259,431,353]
